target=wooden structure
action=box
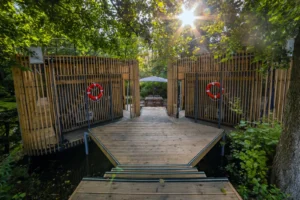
[144,96,164,107]
[70,107,242,200]
[12,56,140,155]
[168,52,292,125]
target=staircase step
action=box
[84,177,228,182]
[104,171,206,179]
[117,165,193,169]
[111,168,199,172]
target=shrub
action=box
[140,82,167,98]
[0,86,9,98]
[226,119,288,199]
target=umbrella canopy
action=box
[140,76,167,83]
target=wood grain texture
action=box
[69,180,242,200]
[89,107,223,165]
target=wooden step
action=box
[117,165,193,169]
[104,171,206,179]
[111,168,199,172]
[70,177,243,200]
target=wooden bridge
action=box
[69,107,242,199]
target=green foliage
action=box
[0,87,9,98]
[203,0,300,70]
[0,100,16,112]
[0,145,24,200]
[140,82,167,99]
[0,146,77,200]
[0,109,20,157]
[229,97,243,115]
[226,119,288,199]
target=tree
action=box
[202,0,300,198]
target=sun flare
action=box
[177,6,197,27]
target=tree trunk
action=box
[272,33,300,199]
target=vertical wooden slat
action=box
[34,64,46,152]
[23,58,37,154]
[257,61,263,121]
[263,69,268,117]
[252,57,258,122]
[276,70,282,121]
[268,69,274,120]
[273,68,279,121]
[18,57,32,155]
[12,65,31,154]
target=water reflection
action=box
[29,141,113,198]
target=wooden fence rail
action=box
[168,53,291,126]
[13,56,140,155]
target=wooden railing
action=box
[168,53,291,125]
[13,56,140,155]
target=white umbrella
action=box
[140,76,167,83]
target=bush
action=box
[0,86,9,98]
[0,145,75,200]
[226,119,289,199]
[3,97,16,102]
[140,82,167,98]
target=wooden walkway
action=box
[70,107,242,200]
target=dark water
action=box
[29,141,113,199]
[196,141,228,177]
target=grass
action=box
[0,98,17,111]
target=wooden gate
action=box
[13,56,140,155]
[168,53,291,126]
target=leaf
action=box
[221,187,227,194]
[158,2,164,8]
[19,193,26,198]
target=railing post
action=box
[221,133,226,156]
[84,132,89,155]
[218,66,223,129]
[219,65,225,157]
[109,74,113,121]
[126,81,129,111]
[194,73,199,122]
[83,58,91,129]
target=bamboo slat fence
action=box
[13,56,140,155]
[167,52,291,126]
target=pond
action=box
[27,140,226,199]
[28,141,113,199]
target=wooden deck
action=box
[89,107,224,166]
[69,107,242,200]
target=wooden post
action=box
[194,73,199,122]
[218,64,223,129]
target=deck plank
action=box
[70,180,242,200]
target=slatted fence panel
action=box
[13,55,139,155]
[169,53,292,125]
